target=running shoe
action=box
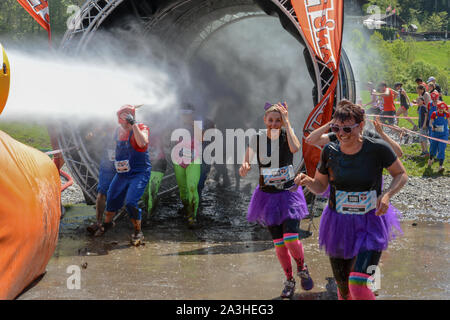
[281,278,296,299]
[130,230,144,246]
[297,265,314,291]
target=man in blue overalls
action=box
[428,102,449,173]
[97,105,151,246]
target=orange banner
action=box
[16,0,51,39]
[291,0,344,176]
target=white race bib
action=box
[261,165,295,188]
[435,125,444,133]
[335,190,377,215]
[115,160,130,173]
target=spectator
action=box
[394,82,417,130]
[428,102,449,173]
[416,78,429,91]
[427,77,443,101]
[373,82,396,125]
[416,97,429,157]
[363,82,383,115]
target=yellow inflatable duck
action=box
[0,43,11,115]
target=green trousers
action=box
[173,162,201,219]
[142,170,164,218]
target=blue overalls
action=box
[106,129,151,220]
[430,112,449,161]
[428,102,438,139]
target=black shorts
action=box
[381,110,396,125]
[400,103,409,110]
[267,219,299,240]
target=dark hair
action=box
[415,78,423,82]
[378,82,387,88]
[337,99,353,109]
[333,101,365,124]
[417,85,425,93]
[394,82,402,88]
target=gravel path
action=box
[60,166,449,222]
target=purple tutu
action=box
[247,185,309,227]
[318,204,403,259]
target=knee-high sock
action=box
[283,233,304,271]
[349,272,375,300]
[273,238,293,280]
[337,288,352,300]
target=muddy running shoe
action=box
[94,222,114,237]
[86,223,100,235]
[187,216,197,229]
[130,230,144,246]
[281,278,296,299]
[298,265,314,291]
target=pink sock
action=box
[273,238,293,279]
[283,233,305,270]
[348,272,375,300]
[337,288,352,300]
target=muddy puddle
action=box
[19,181,450,300]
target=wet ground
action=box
[20,179,450,300]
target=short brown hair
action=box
[333,101,365,124]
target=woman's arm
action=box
[305,121,332,146]
[294,170,329,195]
[239,146,255,177]
[278,102,301,153]
[373,118,403,158]
[376,158,408,216]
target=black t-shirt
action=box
[250,129,294,193]
[398,89,409,108]
[318,137,397,209]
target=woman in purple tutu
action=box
[296,102,407,300]
[239,101,313,299]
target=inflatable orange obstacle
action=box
[0,130,61,300]
[0,43,10,115]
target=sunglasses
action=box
[330,123,360,133]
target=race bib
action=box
[335,190,377,215]
[115,160,130,173]
[107,149,116,162]
[435,125,444,133]
[261,165,295,189]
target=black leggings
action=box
[267,219,299,240]
[329,250,381,298]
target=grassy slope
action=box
[412,41,450,79]
[0,121,51,150]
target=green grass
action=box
[0,121,51,150]
[412,41,450,79]
[401,143,450,178]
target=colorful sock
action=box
[348,272,375,300]
[283,233,304,271]
[273,238,293,279]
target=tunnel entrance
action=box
[59,0,355,204]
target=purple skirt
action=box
[247,185,309,227]
[318,204,403,259]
